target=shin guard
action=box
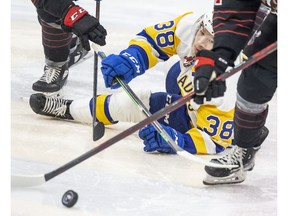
[39,18,72,62]
[89,95,118,125]
[233,105,269,148]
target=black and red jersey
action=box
[31,0,74,18]
[212,0,277,61]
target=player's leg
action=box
[29,89,191,135]
[149,92,191,134]
[32,9,71,96]
[203,12,277,185]
[32,9,89,96]
[203,63,275,185]
[68,34,90,68]
[29,89,152,124]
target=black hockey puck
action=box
[62,190,78,208]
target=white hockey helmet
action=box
[196,11,214,36]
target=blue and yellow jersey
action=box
[187,104,235,154]
[176,66,237,154]
[129,12,199,70]
[128,12,237,154]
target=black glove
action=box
[193,50,230,104]
[62,5,107,51]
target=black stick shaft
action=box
[217,41,277,81]
[45,91,191,181]
[92,0,105,141]
[44,41,277,182]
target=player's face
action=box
[192,27,214,56]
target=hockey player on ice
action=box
[193,1,276,185]
[30,11,237,155]
[30,0,107,97]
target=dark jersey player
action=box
[192,0,277,185]
[30,0,107,96]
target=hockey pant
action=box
[234,12,277,148]
[37,9,73,63]
[70,89,191,134]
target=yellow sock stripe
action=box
[186,128,208,154]
[95,94,114,125]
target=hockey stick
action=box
[91,45,180,152]
[92,0,105,141]
[217,41,277,81]
[91,44,232,166]
[11,91,221,188]
[11,42,276,187]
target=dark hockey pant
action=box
[36,9,73,62]
[234,12,277,148]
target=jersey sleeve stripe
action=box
[137,30,170,61]
[214,30,249,37]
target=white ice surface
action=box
[10,0,280,216]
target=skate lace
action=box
[39,66,62,83]
[43,97,68,117]
[218,147,247,166]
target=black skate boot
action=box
[29,93,74,120]
[32,61,69,95]
[203,126,269,185]
[68,36,90,68]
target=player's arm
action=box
[101,12,192,89]
[139,124,227,155]
[128,12,192,69]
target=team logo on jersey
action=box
[121,52,141,73]
[215,0,222,5]
[183,56,195,67]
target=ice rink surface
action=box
[9,0,284,215]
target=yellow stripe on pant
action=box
[95,94,114,125]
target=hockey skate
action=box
[68,36,91,68]
[32,61,69,97]
[29,93,74,120]
[203,126,269,185]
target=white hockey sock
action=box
[69,97,92,124]
[108,89,151,123]
[69,90,151,125]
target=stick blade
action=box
[177,151,238,168]
[93,121,105,141]
[11,174,46,187]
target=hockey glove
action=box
[62,5,107,51]
[139,124,194,154]
[101,47,147,89]
[193,50,230,104]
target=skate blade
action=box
[203,171,247,185]
[69,52,93,68]
[42,89,64,98]
[21,89,64,104]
